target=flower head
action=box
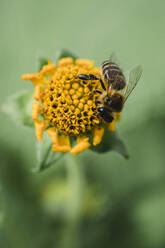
[22,57,119,155]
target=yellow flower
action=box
[22,57,120,155]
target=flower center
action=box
[41,64,102,136]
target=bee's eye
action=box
[97,107,105,118]
[98,107,104,113]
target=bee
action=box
[78,58,142,123]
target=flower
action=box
[22,57,120,155]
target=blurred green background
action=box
[1,0,165,247]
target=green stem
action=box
[61,153,84,248]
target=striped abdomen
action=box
[101,61,126,90]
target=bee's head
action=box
[106,93,124,112]
[97,106,114,123]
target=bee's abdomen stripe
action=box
[102,63,118,71]
[101,61,125,89]
[102,65,119,74]
[117,74,125,83]
[101,61,111,67]
[102,62,121,75]
[104,70,113,79]
[104,68,122,79]
[102,61,117,67]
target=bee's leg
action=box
[77,74,90,86]
[94,90,102,94]
[95,100,101,106]
[77,74,90,80]
[78,74,100,81]
[89,90,102,99]
[88,74,106,91]
[99,78,106,91]
[78,74,106,91]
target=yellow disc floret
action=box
[41,58,101,136]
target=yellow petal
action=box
[52,145,71,152]
[58,57,74,67]
[70,136,91,155]
[34,120,47,141]
[32,102,40,120]
[47,128,58,145]
[76,59,94,68]
[108,120,115,132]
[52,135,71,152]
[40,60,56,76]
[22,73,47,86]
[92,126,104,146]
[33,85,41,101]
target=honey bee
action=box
[78,57,142,123]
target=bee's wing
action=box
[122,65,143,101]
[109,52,119,64]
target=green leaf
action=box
[2,90,34,128]
[90,128,129,159]
[55,48,78,62]
[34,132,65,172]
